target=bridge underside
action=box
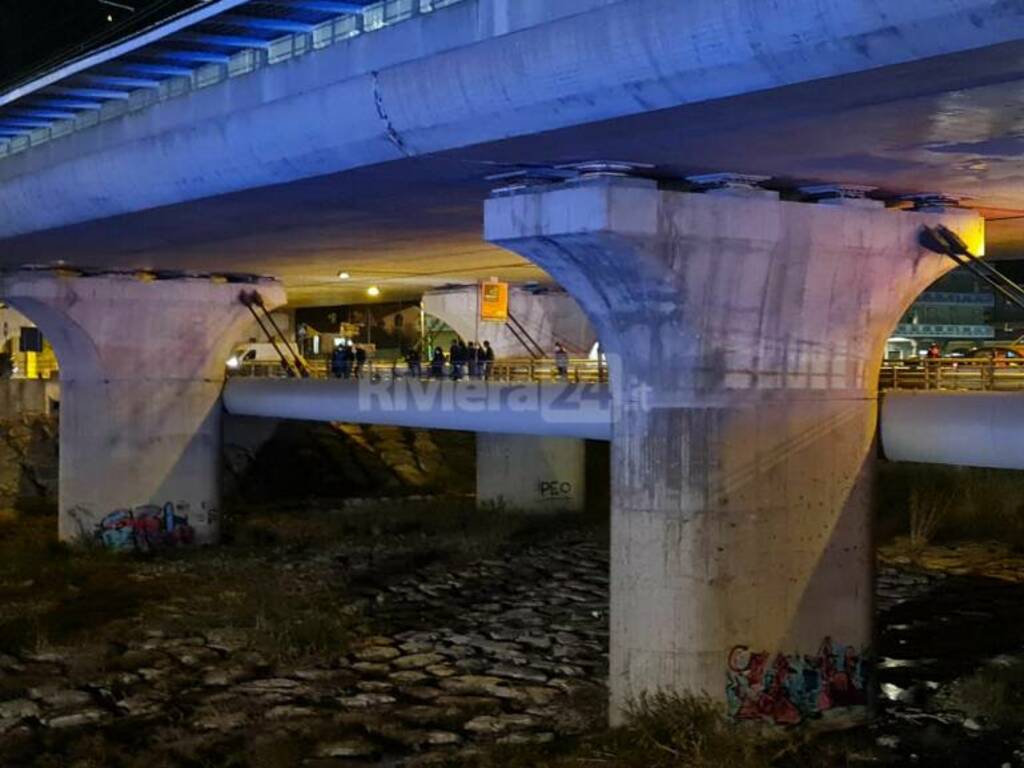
[2,0,1024,731]
[1,38,1024,304]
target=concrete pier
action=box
[0,273,284,548]
[486,177,984,723]
[476,434,586,512]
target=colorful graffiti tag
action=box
[726,637,867,725]
[94,502,196,551]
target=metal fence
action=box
[237,356,1024,391]
[230,356,610,384]
[879,359,1024,391]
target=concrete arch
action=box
[422,284,597,359]
[0,278,102,383]
[484,178,984,724]
[0,271,285,547]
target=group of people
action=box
[422,340,496,380]
[329,342,367,379]
[330,337,573,381]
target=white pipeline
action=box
[881,391,1024,469]
[223,377,612,441]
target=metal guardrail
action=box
[230,356,610,384]
[236,356,1024,391]
[0,0,470,161]
[880,358,1024,391]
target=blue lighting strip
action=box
[49,87,133,100]
[0,119,52,129]
[8,109,78,120]
[218,15,317,33]
[282,1,366,12]
[79,75,162,89]
[0,0,466,159]
[177,33,275,48]
[145,50,233,64]
[117,63,195,77]
[31,98,104,110]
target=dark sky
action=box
[0,0,201,87]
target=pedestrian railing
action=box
[237,356,1024,391]
[879,358,1024,391]
[229,356,609,384]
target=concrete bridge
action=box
[2,0,1024,726]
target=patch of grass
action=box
[908,485,955,552]
[877,463,1024,550]
[940,657,1024,729]
[226,497,603,564]
[0,497,604,675]
[0,510,167,655]
[444,692,871,768]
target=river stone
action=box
[338,693,397,708]
[402,686,443,701]
[393,653,445,670]
[316,738,379,758]
[424,730,462,746]
[357,680,394,693]
[426,664,457,678]
[31,689,93,708]
[354,646,401,663]
[488,665,548,684]
[464,714,538,735]
[434,696,503,715]
[498,731,555,745]
[389,670,430,685]
[45,709,107,729]
[352,662,392,676]
[0,699,39,720]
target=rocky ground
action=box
[874,543,1024,767]
[0,415,57,510]
[0,507,607,768]
[4,504,1024,767]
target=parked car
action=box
[960,346,1024,366]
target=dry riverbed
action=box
[4,506,1024,767]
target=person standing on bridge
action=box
[554,343,570,381]
[926,342,942,389]
[330,343,345,379]
[482,341,494,380]
[450,340,464,380]
[354,345,367,378]
[341,342,354,379]
[431,347,445,379]
[467,341,479,378]
[406,345,422,378]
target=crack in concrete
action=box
[371,70,412,158]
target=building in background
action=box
[888,262,1024,357]
[0,305,58,379]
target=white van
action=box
[226,342,286,372]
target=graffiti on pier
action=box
[94,502,196,551]
[726,637,867,725]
